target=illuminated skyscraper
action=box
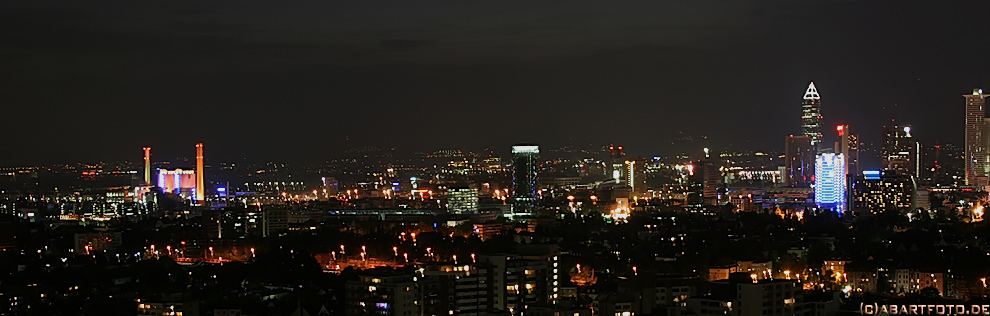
[802,82,823,152]
[965,88,988,186]
[882,122,918,178]
[785,135,814,187]
[815,153,846,211]
[511,144,539,215]
[834,125,859,176]
[623,160,638,193]
[608,145,625,182]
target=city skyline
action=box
[0,78,978,172]
[2,1,989,165]
[5,2,990,315]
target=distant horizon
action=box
[3,1,986,169]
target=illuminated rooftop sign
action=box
[512,145,540,154]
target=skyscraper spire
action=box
[804,82,820,100]
[801,81,823,152]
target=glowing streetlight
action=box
[453,255,458,264]
[340,245,345,255]
[250,248,255,258]
[403,253,408,263]
[393,247,398,257]
[471,253,476,263]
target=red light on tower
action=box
[836,125,846,136]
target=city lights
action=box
[0,9,982,313]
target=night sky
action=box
[2,0,989,166]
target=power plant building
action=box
[158,169,198,199]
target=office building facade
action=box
[882,123,918,178]
[815,153,846,211]
[802,82,823,152]
[965,88,988,186]
[511,144,540,215]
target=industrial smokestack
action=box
[143,147,151,185]
[196,143,205,205]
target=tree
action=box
[919,286,940,299]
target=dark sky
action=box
[2,0,989,165]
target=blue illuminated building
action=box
[815,153,846,211]
[511,144,540,216]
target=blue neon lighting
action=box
[815,153,846,211]
[863,170,881,180]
